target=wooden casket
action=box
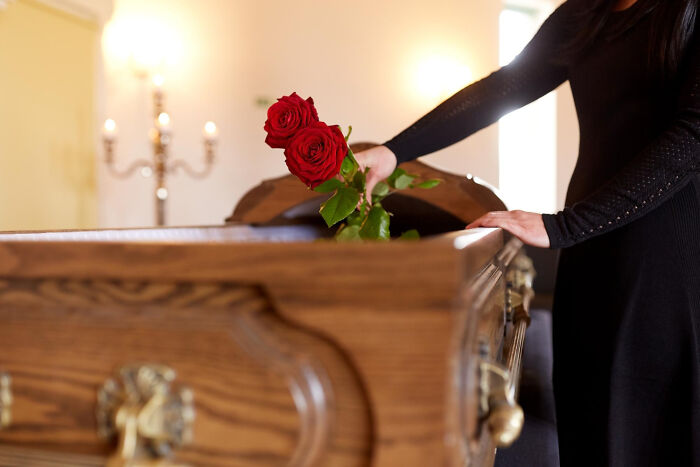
[0,159,534,466]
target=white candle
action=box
[152,74,165,96]
[152,73,165,88]
[103,119,118,140]
[203,121,218,142]
[156,112,171,134]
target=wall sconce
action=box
[413,53,473,104]
[102,74,217,226]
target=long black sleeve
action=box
[384,2,573,164]
[543,29,700,249]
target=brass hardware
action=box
[487,251,533,447]
[505,288,525,324]
[486,399,524,448]
[97,364,194,466]
[508,290,524,310]
[0,372,11,429]
[506,288,531,326]
[479,360,524,447]
[506,254,535,291]
[506,253,535,326]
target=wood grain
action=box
[0,139,527,467]
[0,280,371,466]
[227,157,506,226]
[0,229,512,466]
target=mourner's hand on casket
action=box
[353,145,398,203]
[467,210,550,248]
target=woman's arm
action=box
[543,30,700,249]
[384,1,575,164]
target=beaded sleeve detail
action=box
[383,2,572,164]
[543,32,700,249]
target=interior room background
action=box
[0,0,577,230]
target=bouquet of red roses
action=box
[264,92,440,241]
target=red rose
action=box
[264,92,319,148]
[284,122,348,188]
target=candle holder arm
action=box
[167,157,214,179]
[105,158,154,179]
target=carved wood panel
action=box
[228,160,506,226]
[0,279,371,466]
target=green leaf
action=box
[372,181,390,197]
[320,186,360,227]
[399,229,420,240]
[372,180,391,204]
[394,174,415,190]
[414,179,442,189]
[386,168,405,188]
[335,224,362,242]
[395,174,416,190]
[360,199,369,217]
[313,178,344,193]
[352,170,366,193]
[346,210,365,227]
[386,168,415,190]
[359,205,390,241]
[345,125,353,142]
[340,149,358,182]
[340,157,355,179]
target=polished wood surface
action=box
[0,228,518,466]
[0,157,528,466]
[228,156,506,226]
[0,279,370,466]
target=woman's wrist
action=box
[374,145,397,165]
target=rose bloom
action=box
[284,122,348,188]
[264,93,319,148]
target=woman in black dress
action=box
[355,0,700,465]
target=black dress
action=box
[383,1,700,466]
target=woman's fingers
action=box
[353,145,398,208]
[466,210,550,248]
[364,170,384,206]
[466,211,509,229]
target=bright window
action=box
[498,5,557,213]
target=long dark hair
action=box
[563,0,697,78]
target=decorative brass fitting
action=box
[97,364,194,466]
[0,372,11,429]
[479,360,524,447]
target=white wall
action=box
[99,0,502,227]
[99,0,578,227]
[500,0,580,210]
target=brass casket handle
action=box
[478,253,534,447]
[0,372,11,429]
[97,364,195,467]
[479,360,524,447]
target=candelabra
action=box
[102,74,218,226]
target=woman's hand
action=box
[352,147,550,247]
[466,210,550,248]
[352,145,398,203]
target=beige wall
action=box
[100,0,503,227]
[0,0,98,230]
[100,0,579,227]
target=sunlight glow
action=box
[498,8,557,213]
[413,53,473,104]
[102,15,183,75]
